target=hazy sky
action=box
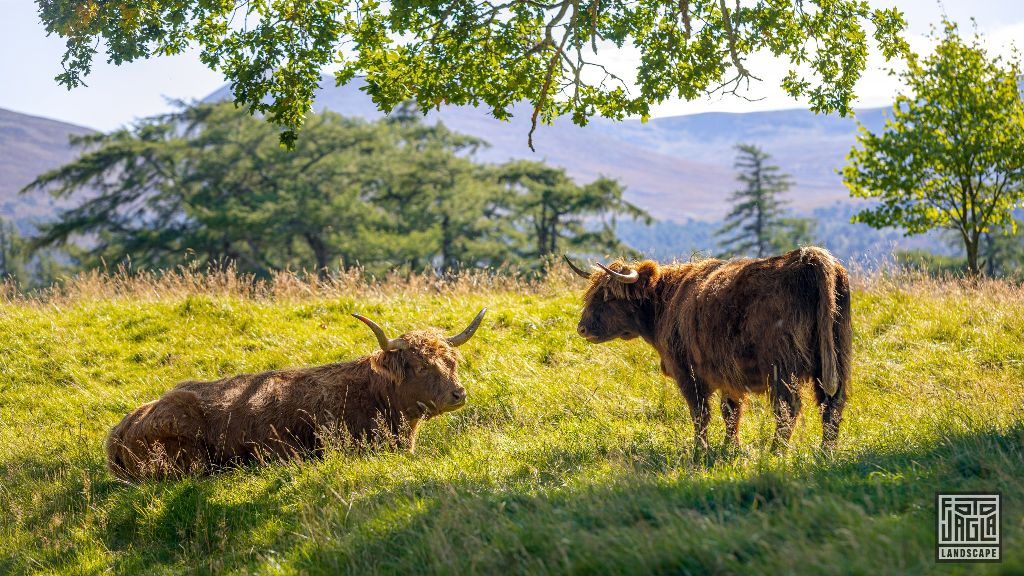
[1,0,1021,131]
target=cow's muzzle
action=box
[447,388,467,409]
[577,323,602,342]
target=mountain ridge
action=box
[0,108,96,230]
[2,81,917,261]
[203,76,890,222]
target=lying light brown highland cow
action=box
[106,309,487,480]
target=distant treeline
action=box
[616,203,956,265]
[16,102,648,280]
[7,102,1024,288]
[618,206,1024,277]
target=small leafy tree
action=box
[843,22,1024,276]
[0,217,74,288]
[36,0,907,146]
[717,144,811,257]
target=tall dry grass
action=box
[0,263,573,305]
[4,256,1023,306]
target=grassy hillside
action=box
[1,269,1022,574]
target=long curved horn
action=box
[447,308,488,347]
[563,255,592,279]
[595,262,639,284]
[352,314,408,351]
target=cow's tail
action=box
[805,248,841,397]
[833,264,853,397]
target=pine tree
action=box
[717,144,795,258]
[498,161,650,261]
[22,102,648,277]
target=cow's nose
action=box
[577,324,589,337]
[452,389,466,402]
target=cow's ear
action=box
[370,350,406,385]
[626,261,659,291]
[634,261,661,286]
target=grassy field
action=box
[1,268,1022,575]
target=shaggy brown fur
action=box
[573,247,852,452]
[107,328,472,480]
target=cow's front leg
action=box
[677,374,711,454]
[720,394,745,449]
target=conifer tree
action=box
[717,144,796,257]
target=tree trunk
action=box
[964,234,980,278]
[304,232,330,277]
[984,233,996,277]
[440,214,454,271]
[548,215,560,256]
[536,204,551,257]
[754,163,765,258]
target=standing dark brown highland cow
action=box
[566,247,852,453]
[106,309,487,481]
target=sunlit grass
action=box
[1,267,1022,574]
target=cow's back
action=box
[173,369,326,463]
[663,249,834,394]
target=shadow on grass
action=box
[297,424,1023,575]
[1,453,294,574]
[4,424,1021,574]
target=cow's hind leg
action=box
[814,378,847,453]
[769,373,801,452]
[720,394,745,449]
